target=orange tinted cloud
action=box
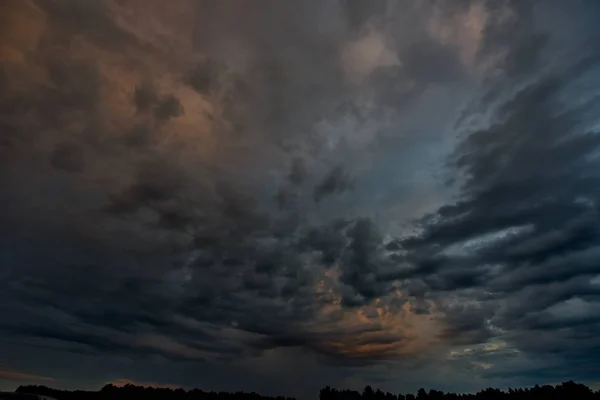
[0,0,46,64]
[309,278,442,361]
[0,369,54,382]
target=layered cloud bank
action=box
[1,0,600,398]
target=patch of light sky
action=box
[442,225,534,257]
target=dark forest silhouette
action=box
[14,385,295,400]
[319,382,600,400]
[14,381,600,400]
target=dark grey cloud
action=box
[3,0,600,397]
[299,219,351,266]
[45,57,101,111]
[401,39,464,83]
[34,0,136,49]
[50,142,86,173]
[338,219,390,306]
[288,158,307,186]
[133,82,183,121]
[187,59,222,95]
[134,82,159,113]
[274,187,294,211]
[105,158,185,214]
[341,0,388,30]
[314,167,355,203]
[393,40,600,379]
[154,94,183,121]
[477,0,548,77]
[122,125,155,149]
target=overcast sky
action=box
[1,0,600,398]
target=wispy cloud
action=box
[0,369,54,382]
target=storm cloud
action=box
[1,0,600,398]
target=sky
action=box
[1,0,600,398]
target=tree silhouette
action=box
[14,384,296,400]
[12,380,600,400]
[317,381,600,400]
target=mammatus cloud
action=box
[1,0,600,398]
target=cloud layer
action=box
[1,0,600,398]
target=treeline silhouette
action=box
[15,381,600,400]
[16,384,296,400]
[320,381,600,400]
